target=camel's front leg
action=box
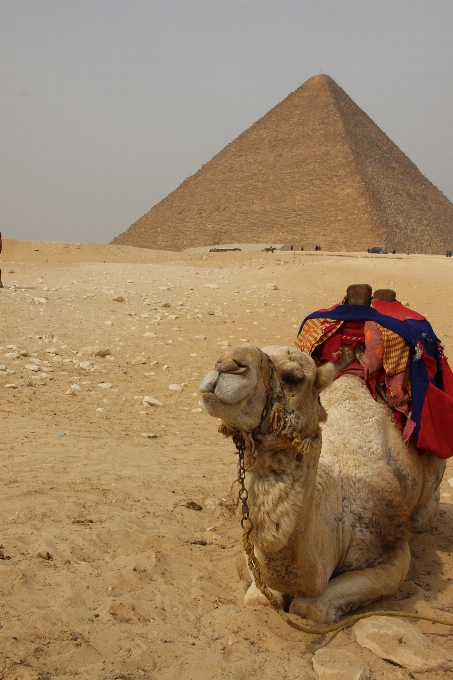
[289,541,410,624]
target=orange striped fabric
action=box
[294,318,343,354]
[377,323,411,376]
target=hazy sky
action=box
[1,1,452,244]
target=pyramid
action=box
[111,75,453,253]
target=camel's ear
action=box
[314,362,335,393]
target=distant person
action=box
[367,248,370,253]
[314,245,318,251]
[290,244,294,251]
[392,249,396,254]
[301,245,304,251]
[406,249,410,255]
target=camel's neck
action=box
[246,434,322,554]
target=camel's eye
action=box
[281,366,305,384]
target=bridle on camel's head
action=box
[221,348,321,532]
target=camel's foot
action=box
[289,594,337,623]
[244,582,287,610]
[290,541,411,624]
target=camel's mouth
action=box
[199,369,255,407]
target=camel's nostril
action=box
[199,370,219,393]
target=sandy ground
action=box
[1,239,453,680]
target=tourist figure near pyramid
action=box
[112,75,453,253]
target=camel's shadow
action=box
[383,500,453,615]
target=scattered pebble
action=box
[140,433,157,439]
[312,648,370,680]
[143,396,164,407]
[266,283,278,290]
[81,346,111,357]
[78,361,93,371]
[143,332,156,337]
[112,296,125,302]
[169,384,182,391]
[96,407,106,413]
[37,551,53,561]
[98,383,113,389]
[25,364,40,372]
[105,320,113,326]
[186,501,203,511]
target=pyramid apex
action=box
[305,73,335,84]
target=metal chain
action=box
[233,434,253,530]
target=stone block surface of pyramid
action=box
[111,75,453,253]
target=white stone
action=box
[204,498,220,509]
[105,320,113,326]
[169,384,182,391]
[5,384,17,389]
[448,477,453,487]
[79,361,93,371]
[96,407,106,412]
[143,396,164,407]
[98,382,113,389]
[20,350,30,357]
[192,408,203,412]
[33,297,47,304]
[4,352,19,359]
[0,365,6,371]
[140,433,157,439]
[143,332,156,337]
[266,283,278,290]
[132,358,147,365]
[205,283,218,289]
[353,616,453,673]
[194,335,207,340]
[112,296,125,302]
[71,384,81,390]
[29,357,41,364]
[53,355,63,362]
[312,648,370,680]
[25,364,40,371]
[167,314,178,320]
[190,353,198,357]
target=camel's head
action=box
[200,344,334,436]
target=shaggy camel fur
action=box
[200,344,445,623]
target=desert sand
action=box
[1,239,453,680]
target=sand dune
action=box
[1,240,452,679]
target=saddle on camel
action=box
[295,283,453,459]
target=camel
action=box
[199,343,445,623]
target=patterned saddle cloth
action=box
[295,299,453,459]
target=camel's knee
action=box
[370,541,411,592]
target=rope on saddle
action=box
[243,528,453,636]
